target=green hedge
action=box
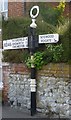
[2,17,56,40]
[2,17,56,63]
[2,17,31,40]
[39,2,66,26]
[2,17,70,67]
[56,19,70,62]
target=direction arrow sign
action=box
[39,34,59,44]
[3,37,28,50]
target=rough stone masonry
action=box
[3,63,71,118]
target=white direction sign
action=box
[3,34,59,50]
[39,34,59,44]
[3,37,28,50]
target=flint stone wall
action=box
[3,63,71,118]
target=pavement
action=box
[1,105,48,119]
[0,105,70,120]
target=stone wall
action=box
[2,63,71,118]
[37,76,70,118]
[8,74,30,109]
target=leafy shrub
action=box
[26,44,64,69]
[2,3,70,67]
[69,21,71,62]
[2,17,31,40]
[2,17,56,64]
[39,1,66,26]
[37,20,56,35]
[56,19,70,62]
[2,16,56,40]
[26,52,44,70]
[45,44,64,63]
[2,49,29,63]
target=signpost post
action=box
[3,5,59,116]
[28,6,39,116]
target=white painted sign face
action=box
[3,37,28,50]
[3,34,59,50]
[39,34,59,43]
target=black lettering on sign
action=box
[41,39,52,42]
[7,42,11,46]
[40,35,54,40]
[4,43,7,47]
[12,42,16,46]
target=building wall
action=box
[8,2,70,17]
[8,2,24,17]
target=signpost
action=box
[3,5,59,116]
